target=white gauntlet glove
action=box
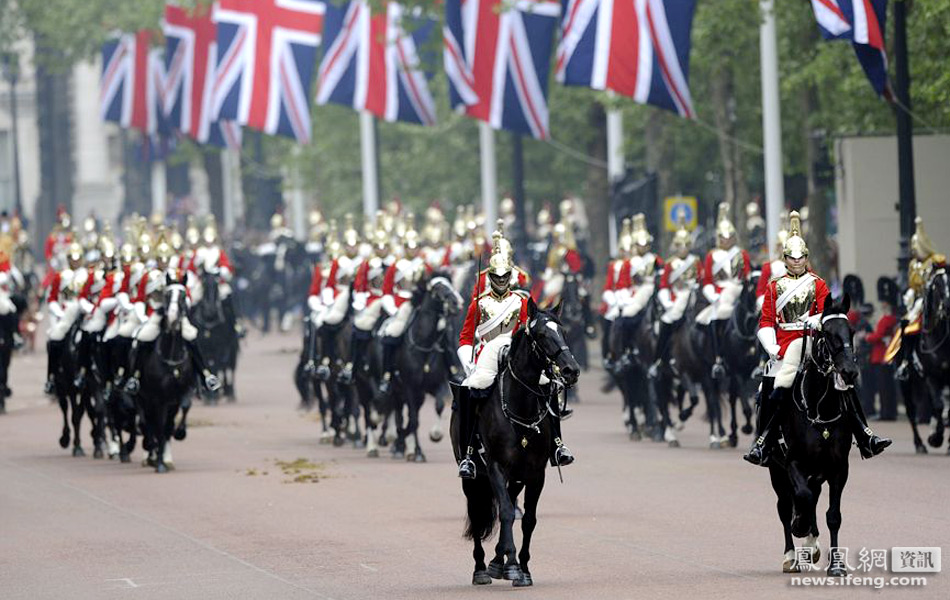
[457,345,475,376]
[757,327,780,361]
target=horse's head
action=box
[817,293,859,385]
[163,275,189,333]
[925,268,949,325]
[525,297,580,387]
[425,273,463,318]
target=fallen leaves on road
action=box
[274,457,327,484]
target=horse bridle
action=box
[158,283,189,367]
[796,313,851,426]
[499,318,565,434]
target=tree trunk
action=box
[204,149,224,224]
[801,86,832,278]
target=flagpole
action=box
[605,92,624,256]
[893,0,916,285]
[479,121,497,233]
[359,111,380,219]
[151,160,167,219]
[511,132,527,260]
[759,0,785,253]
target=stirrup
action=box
[204,373,222,392]
[647,360,661,379]
[711,361,726,380]
[43,380,54,395]
[857,433,892,459]
[458,457,476,479]
[124,378,141,394]
[555,446,575,467]
[378,375,392,394]
[314,363,330,381]
[743,435,770,466]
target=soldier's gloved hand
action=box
[765,344,781,361]
[457,345,475,376]
[804,314,822,330]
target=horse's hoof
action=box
[93,447,104,459]
[915,444,928,454]
[487,561,504,580]
[472,570,492,585]
[155,463,168,474]
[366,448,379,458]
[668,440,680,448]
[173,428,187,441]
[120,453,131,464]
[828,564,847,577]
[391,451,405,460]
[353,439,366,450]
[503,564,524,581]
[782,555,800,573]
[413,452,427,464]
[332,436,345,448]
[429,430,443,443]
[927,432,944,448]
[72,447,85,457]
[741,424,754,435]
[629,431,642,442]
[59,434,70,449]
[512,572,533,587]
[728,434,738,448]
[679,409,693,422]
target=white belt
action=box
[778,322,806,331]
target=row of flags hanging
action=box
[100,0,891,149]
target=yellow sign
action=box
[664,196,698,232]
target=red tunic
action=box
[658,257,703,301]
[756,261,772,299]
[759,274,830,358]
[458,292,529,349]
[308,265,324,297]
[702,248,751,292]
[867,313,898,365]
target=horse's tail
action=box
[462,475,498,542]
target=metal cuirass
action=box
[477,291,523,343]
[775,275,816,323]
[668,255,697,289]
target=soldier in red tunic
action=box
[744,211,890,465]
[454,222,573,479]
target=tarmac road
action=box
[1,331,947,599]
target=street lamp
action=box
[1,51,23,218]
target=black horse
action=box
[608,300,662,441]
[767,296,859,575]
[136,278,196,473]
[451,298,580,587]
[900,269,950,454]
[381,273,463,462]
[0,292,26,412]
[49,318,103,457]
[555,274,596,403]
[720,276,759,447]
[192,270,240,402]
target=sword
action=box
[471,250,483,364]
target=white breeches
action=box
[461,334,549,390]
[354,299,384,331]
[767,337,811,389]
[696,281,742,325]
[462,335,511,389]
[620,284,654,318]
[116,309,142,339]
[323,290,350,326]
[382,303,412,338]
[906,297,923,325]
[0,293,15,315]
[135,313,198,343]
[660,292,691,324]
[81,309,108,334]
[48,303,81,342]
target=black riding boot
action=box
[123,341,155,394]
[708,321,725,379]
[378,335,401,394]
[846,390,892,458]
[186,339,221,392]
[743,378,779,466]
[548,394,575,467]
[44,340,56,395]
[648,321,675,378]
[454,384,478,479]
[342,329,371,384]
[601,317,614,370]
[316,325,339,381]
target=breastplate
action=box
[712,249,741,282]
[908,258,930,294]
[775,276,816,323]
[478,293,521,342]
[630,255,654,285]
[668,256,697,289]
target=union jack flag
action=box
[556,0,696,118]
[163,3,242,148]
[810,0,890,96]
[317,2,437,126]
[443,0,561,140]
[100,31,166,134]
[210,0,325,142]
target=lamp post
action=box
[1,51,23,217]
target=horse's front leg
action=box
[515,474,545,587]
[768,466,798,572]
[727,385,739,448]
[826,467,849,576]
[787,461,814,539]
[70,393,85,457]
[486,462,521,581]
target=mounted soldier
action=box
[342,224,394,383]
[44,238,85,394]
[755,215,788,312]
[744,211,891,466]
[600,218,633,371]
[697,203,750,378]
[314,216,361,379]
[892,217,947,381]
[538,221,584,310]
[651,217,703,376]
[454,221,573,480]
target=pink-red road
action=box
[1,332,947,600]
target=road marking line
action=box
[359,563,378,572]
[106,578,140,588]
